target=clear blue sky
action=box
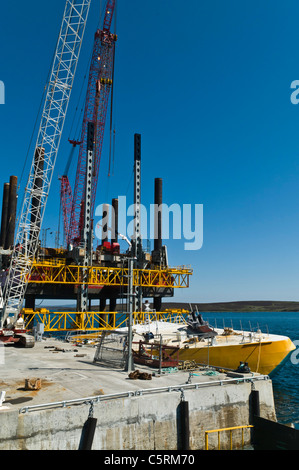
[1,0,299,303]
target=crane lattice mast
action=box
[66,0,116,246]
[0,0,91,327]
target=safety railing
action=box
[19,376,268,414]
[204,425,253,450]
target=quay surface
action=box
[0,337,276,450]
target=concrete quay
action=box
[0,337,276,450]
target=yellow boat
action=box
[131,313,296,376]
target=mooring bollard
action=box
[177,390,190,450]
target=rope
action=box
[68,51,92,142]
[87,400,94,418]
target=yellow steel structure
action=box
[29,261,192,288]
[24,260,192,333]
[204,425,253,450]
[21,308,188,332]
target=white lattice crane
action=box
[0,0,91,332]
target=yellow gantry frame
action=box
[29,261,192,289]
[21,309,188,332]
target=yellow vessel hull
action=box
[176,337,296,376]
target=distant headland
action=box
[162,301,299,312]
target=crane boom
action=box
[0,0,91,327]
[67,0,116,246]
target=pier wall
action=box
[0,378,275,450]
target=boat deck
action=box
[130,320,289,349]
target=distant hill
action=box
[45,300,299,313]
[161,301,299,312]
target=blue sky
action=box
[1,0,299,303]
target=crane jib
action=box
[103,0,116,32]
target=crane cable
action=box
[15,37,58,235]
[108,44,116,177]
[108,0,117,178]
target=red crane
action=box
[60,140,80,245]
[62,0,117,246]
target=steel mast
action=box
[0,0,91,327]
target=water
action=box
[203,311,299,429]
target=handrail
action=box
[205,425,254,450]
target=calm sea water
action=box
[202,311,299,429]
